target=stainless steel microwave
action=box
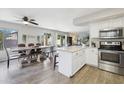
[99,28,123,38]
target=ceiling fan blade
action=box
[30,19,35,21]
[29,21,39,25]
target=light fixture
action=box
[23,21,29,25]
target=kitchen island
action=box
[57,46,86,77]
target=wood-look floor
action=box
[0,59,124,84]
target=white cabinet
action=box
[58,47,86,77]
[85,48,98,67]
[57,47,98,77]
[72,49,85,75]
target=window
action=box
[37,36,40,43]
[44,33,52,46]
[0,29,18,50]
[41,35,44,45]
[4,31,18,48]
[56,34,65,47]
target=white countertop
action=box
[57,46,87,53]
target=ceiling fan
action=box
[17,16,39,25]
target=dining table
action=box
[6,45,53,68]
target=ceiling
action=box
[0,8,105,32]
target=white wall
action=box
[0,21,67,61]
[74,9,124,26]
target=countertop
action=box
[57,46,87,53]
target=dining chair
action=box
[28,43,36,61]
[36,43,41,53]
[18,43,26,55]
[18,43,28,65]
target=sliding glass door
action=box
[0,28,18,62]
[4,31,18,48]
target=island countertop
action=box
[57,46,87,53]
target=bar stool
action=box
[45,46,55,58]
[53,53,59,70]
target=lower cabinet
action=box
[58,47,98,77]
[85,48,98,67]
[58,49,86,77]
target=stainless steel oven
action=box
[99,50,124,67]
[98,41,124,75]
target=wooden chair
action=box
[28,43,36,62]
[36,43,42,54]
[18,43,26,55]
[18,43,28,65]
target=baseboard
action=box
[86,63,98,68]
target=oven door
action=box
[120,53,124,67]
[99,50,120,66]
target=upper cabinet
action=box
[89,23,99,38]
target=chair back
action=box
[28,43,35,54]
[18,43,26,54]
[36,43,41,53]
[28,43,34,47]
[18,43,25,47]
[36,43,41,46]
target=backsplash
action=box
[91,38,124,50]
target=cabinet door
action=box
[72,60,79,75]
[72,50,86,75]
[79,49,85,66]
[72,52,79,74]
[86,48,98,67]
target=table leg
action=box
[37,54,41,62]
